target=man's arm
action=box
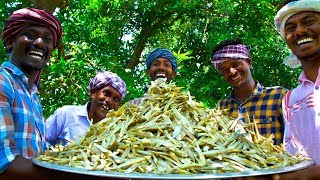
[1,156,112,180]
[45,109,64,146]
[273,165,320,180]
[1,156,43,179]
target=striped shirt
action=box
[282,69,320,164]
[0,61,45,173]
[217,82,287,145]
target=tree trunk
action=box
[126,11,177,69]
[28,0,62,13]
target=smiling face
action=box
[89,85,122,123]
[218,59,253,89]
[146,57,176,82]
[7,25,54,73]
[284,11,320,61]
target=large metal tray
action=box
[32,158,314,179]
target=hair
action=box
[211,38,244,58]
[277,0,299,11]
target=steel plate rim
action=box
[32,158,315,179]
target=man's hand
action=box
[272,165,320,180]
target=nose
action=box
[229,67,237,74]
[158,64,165,70]
[104,96,115,106]
[295,24,308,37]
[33,37,45,47]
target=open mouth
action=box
[156,73,166,79]
[101,104,112,111]
[98,100,113,111]
[29,51,44,59]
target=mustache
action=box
[97,100,114,110]
[297,33,312,39]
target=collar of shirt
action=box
[2,61,38,91]
[229,81,264,100]
[76,102,91,123]
[298,67,320,86]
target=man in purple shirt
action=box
[45,71,127,146]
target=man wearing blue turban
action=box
[130,48,178,105]
[145,48,177,82]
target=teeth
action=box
[29,51,44,58]
[102,104,109,110]
[102,104,113,111]
[156,73,166,78]
[232,75,241,81]
[297,38,313,45]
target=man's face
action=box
[146,57,176,82]
[8,25,54,72]
[218,59,253,89]
[90,85,122,122]
[284,11,320,60]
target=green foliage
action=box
[1,0,301,118]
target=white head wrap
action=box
[274,0,320,68]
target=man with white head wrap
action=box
[271,0,320,179]
[46,70,127,146]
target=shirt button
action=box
[316,86,319,90]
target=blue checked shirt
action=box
[217,82,287,145]
[0,61,45,173]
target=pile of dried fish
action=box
[38,78,306,174]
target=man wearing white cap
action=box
[273,0,320,178]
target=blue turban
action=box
[145,48,178,71]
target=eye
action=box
[103,90,111,97]
[113,97,120,103]
[220,68,229,75]
[43,36,53,44]
[151,62,159,67]
[24,32,37,40]
[304,18,316,26]
[233,61,241,67]
[285,24,296,33]
[165,63,172,67]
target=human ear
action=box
[247,58,253,68]
[172,71,176,78]
[89,90,96,99]
[5,39,14,53]
[146,69,151,77]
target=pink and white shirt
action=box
[282,68,320,164]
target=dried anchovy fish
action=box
[38,78,307,174]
